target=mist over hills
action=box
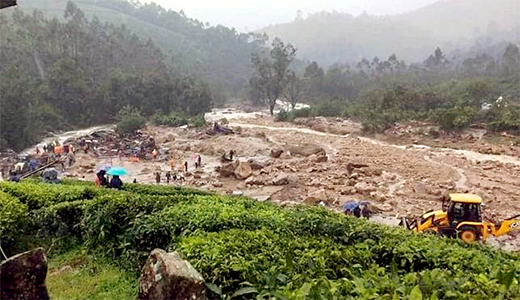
[261,0,520,66]
[13,0,267,94]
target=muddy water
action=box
[359,137,520,166]
[21,125,115,156]
[229,123,349,138]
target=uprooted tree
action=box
[249,38,296,115]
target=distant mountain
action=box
[260,0,520,66]
[12,0,266,94]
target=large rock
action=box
[287,143,326,157]
[270,149,284,158]
[139,249,205,300]
[234,162,253,180]
[272,173,292,186]
[304,189,328,205]
[245,175,269,186]
[0,248,49,300]
[247,158,271,170]
[218,161,239,177]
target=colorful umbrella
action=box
[106,167,128,176]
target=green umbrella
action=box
[106,167,128,176]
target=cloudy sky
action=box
[145,0,440,31]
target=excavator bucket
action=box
[0,0,16,9]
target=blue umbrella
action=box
[106,167,128,176]
[343,201,359,212]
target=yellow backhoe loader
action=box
[401,194,520,243]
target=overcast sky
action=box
[144,0,439,31]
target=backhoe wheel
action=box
[458,226,479,243]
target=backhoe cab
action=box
[401,194,520,243]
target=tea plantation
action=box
[1,180,520,299]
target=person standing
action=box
[155,172,161,184]
[166,171,171,184]
[184,161,188,173]
[197,155,202,168]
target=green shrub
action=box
[4,180,520,299]
[311,100,347,117]
[121,183,210,196]
[115,106,146,135]
[33,200,92,239]
[0,191,28,245]
[275,109,295,122]
[0,181,98,210]
[292,107,311,118]
[151,112,188,127]
[189,114,207,128]
[437,106,478,130]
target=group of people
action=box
[155,170,186,184]
[167,153,203,173]
[95,170,123,189]
[39,141,76,157]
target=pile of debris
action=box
[206,122,234,136]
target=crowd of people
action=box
[3,141,76,182]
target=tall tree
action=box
[284,71,303,109]
[250,38,296,115]
[503,43,520,76]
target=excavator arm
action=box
[493,215,520,237]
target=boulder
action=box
[287,143,326,157]
[234,162,253,180]
[218,161,239,177]
[354,182,376,195]
[245,175,269,186]
[247,158,270,170]
[272,173,290,186]
[0,248,49,300]
[270,149,284,158]
[139,249,205,300]
[304,189,328,205]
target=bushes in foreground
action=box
[1,180,520,299]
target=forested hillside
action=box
[261,0,520,66]
[274,44,520,133]
[0,2,213,151]
[15,0,267,94]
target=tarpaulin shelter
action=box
[0,0,17,9]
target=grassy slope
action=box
[46,247,138,300]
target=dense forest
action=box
[273,44,520,133]
[1,0,519,152]
[16,0,268,95]
[0,3,214,151]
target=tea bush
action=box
[0,181,98,209]
[2,180,520,299]
[0,191,28,246]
